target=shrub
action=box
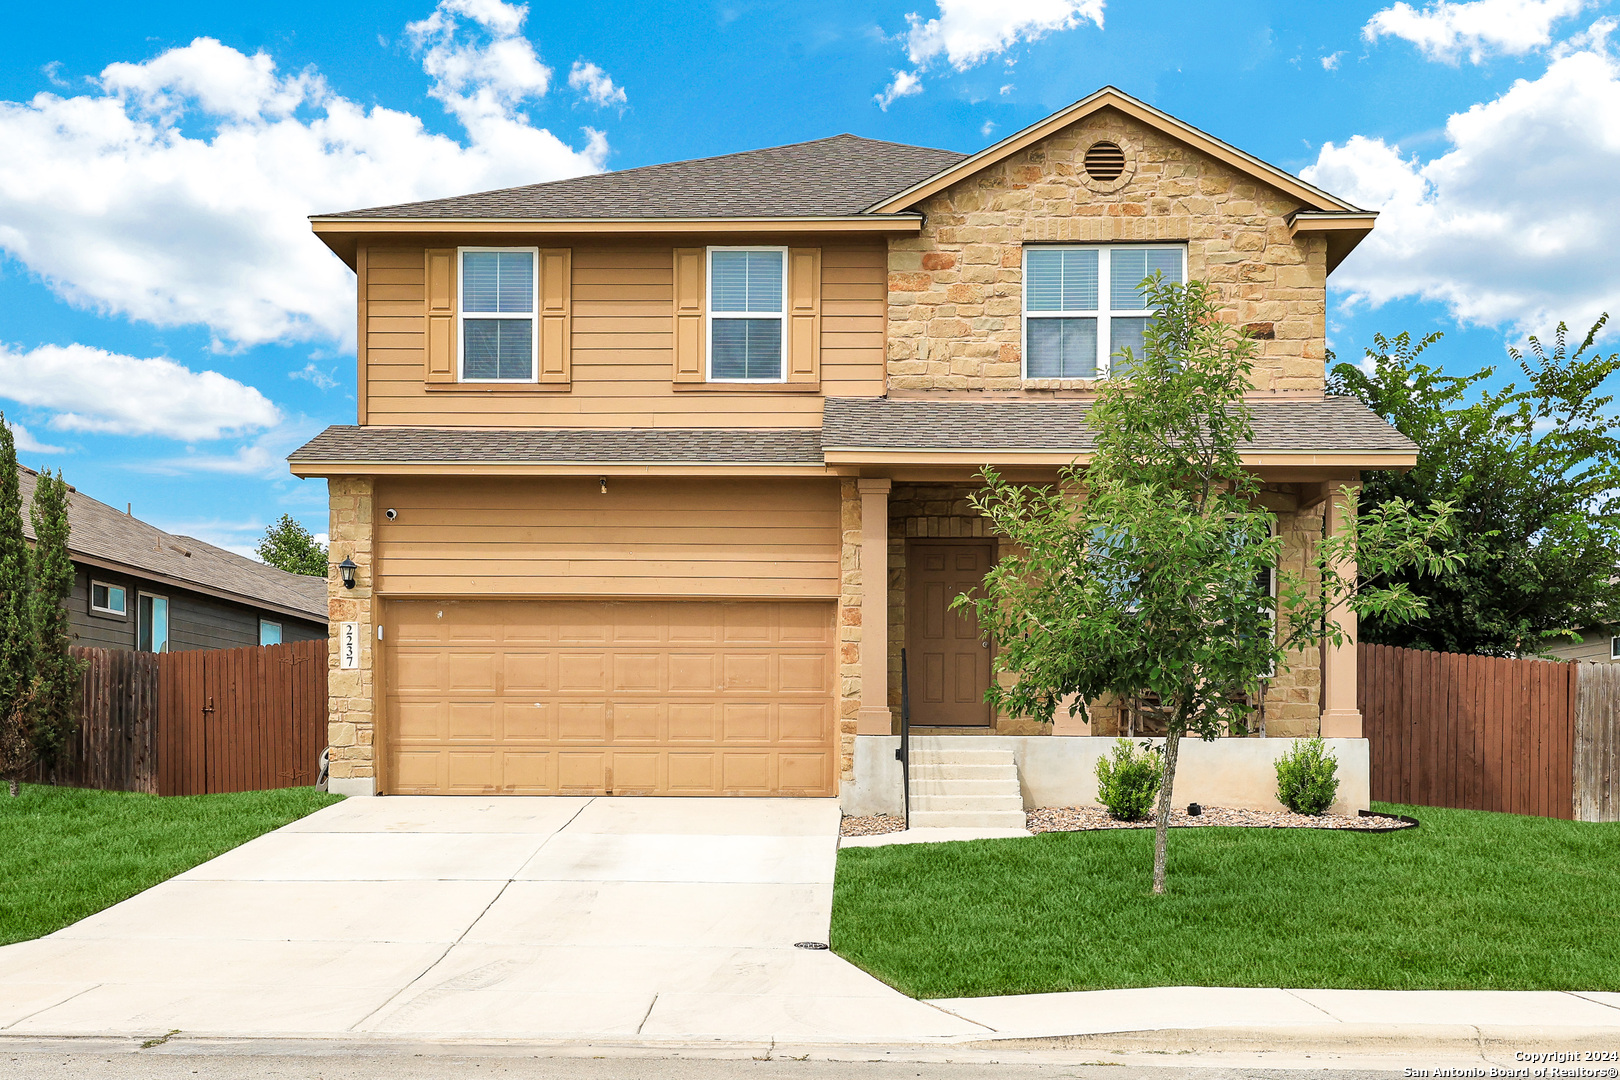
[1095,738,1163,822]
[1275,737,1340,815]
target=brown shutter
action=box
[424,247,456,384]
[787,247,821,383]
[537,248,572,385]
[673,247,705,383]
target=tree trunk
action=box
[7,778,17,798]
[1151,724,1183,895]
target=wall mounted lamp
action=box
[338,557,358,590]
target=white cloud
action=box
[999,82,1016,94]
[878,0,1102,105]
[4,420,66,455]
[980,119,997,136]
[0,343,280,440]
[567,61,627,108]
[139,420,319,478]
[1302,45,1620,336]
[1322,51,1345,70]
[289,361,340,391]
[876,69,924,109]
[904,0,1105,70]
[1363,0,1592,63]
[0,4,608,352]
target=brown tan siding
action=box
[362,240,885,427]
[373,476,842,598]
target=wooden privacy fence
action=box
[33,639,327,795]
[1360,642,1620,820]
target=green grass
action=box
[830,802,1620,998]
[0,783,340,945]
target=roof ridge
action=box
[316,133,967,220]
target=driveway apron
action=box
[0,796,984,1043]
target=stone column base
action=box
[1319,708,1363,739]
[855,706,894,736]
[328,776,376,797]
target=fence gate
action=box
[158,639,328,795]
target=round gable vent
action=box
[1083,141,1127,182]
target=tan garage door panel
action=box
[384,599,836,796]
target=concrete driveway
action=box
[0,796,985,1043]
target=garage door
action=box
[383,599,836,796]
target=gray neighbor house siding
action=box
[1542,629,1619,665]
[19,465,327,653]
[66,565,324,652]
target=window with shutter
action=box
[707,247,786,382]
[459,248,538,382]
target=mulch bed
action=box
[839,807,1414,837]
[1027,805,1415,832]
[840,814,907,837]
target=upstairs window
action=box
[460,248,537,381]
[708,247,785,381]
[1023,244,1186,379]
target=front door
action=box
[906,541,993,727]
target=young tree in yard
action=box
[957,278,1459,894]
[1328,320,1620,656]
[28,469,81,781]
[256,514,328,577]
[0,419,34,796]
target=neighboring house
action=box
[1542,629,1620,664]
[291,86,1416,800]
[18,466,327,653]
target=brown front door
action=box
[906,541,993,727]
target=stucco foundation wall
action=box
[844,734,1370,817]
[887,106,1328,393]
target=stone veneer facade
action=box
[886,107,1328,393]
[326,476,376,787]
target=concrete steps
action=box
[907,746,1027,830]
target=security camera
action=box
[385,508,397,521]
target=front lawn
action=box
[830,802,1620,998]
[0,783,340,945]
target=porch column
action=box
[855,478,893,735]
[1319,483,1363,738]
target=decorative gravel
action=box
[840,814,908,837]
[1027,805,1414,833]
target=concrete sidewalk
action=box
[0,796,1615,1048]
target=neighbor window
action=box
[138,593,169,654]
[260,620,282,646]
[1023,244,1186,379]
[1612,636,1619,660]
[707,247,785,381]
[460,248,537,381]
[90,581,126,616]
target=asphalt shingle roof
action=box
[288,426,826,464]
[17,466,327,621]
[820,396,1418,453]
[317,135,967,220]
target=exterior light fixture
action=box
[599,476,608,495]
[338,557,358,590]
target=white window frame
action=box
[138,591,170,654]
[1611,636,1619,660]
[90,580,127,617]
[457,246,540,384]
[260,620,283,646]
[1021,243,1188,380]
[705,245,788,383]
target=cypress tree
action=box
[28,469,80,779]
[0,418,34,795]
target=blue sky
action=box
[1,0,1616,556]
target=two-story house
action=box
[291,87,1416,805]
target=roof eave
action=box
[820,448,1419,469]
[1289,211,1379,275]
[310,215,925,267]
[288,459,835,478]
[865,86,1365,216]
